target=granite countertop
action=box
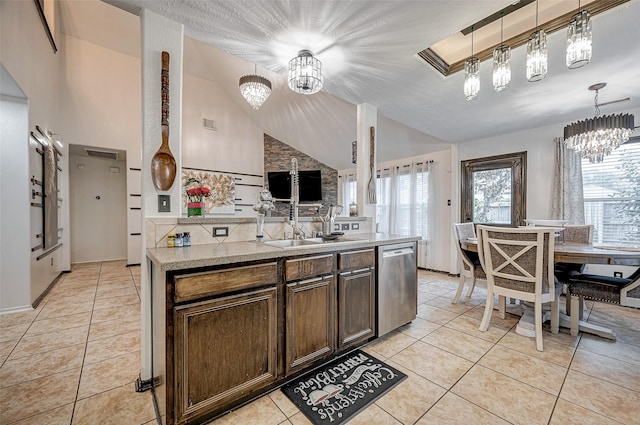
[147,233,420,271]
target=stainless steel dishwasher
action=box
[377,242,418,336]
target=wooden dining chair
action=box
[567,267,640,336]
[477,225,559,352]
[451,223,486,304]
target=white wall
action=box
[58,35,142,166]
[1,0,66,310]
[69,154,128,263]
[182,74,264,175]
[0,93,31,312]
[455,123,559,220]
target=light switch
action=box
[158,195,170,212]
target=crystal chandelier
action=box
[526,0,547,82]
[287,50,323,95]
[238,65,272,110]
[493,17,511,92]
[464,28,479,101]
[564,83,635,163]
[566,2,592,69]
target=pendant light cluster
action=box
[463,29,480,101]
[287,50,324,95]
[566,1,592,68]
[238,65,272,111]
[464,0,593,100]
[563,83,634,163]
[239,49,325,109]
[492,17,511,92]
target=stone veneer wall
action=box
[264,134,338,217]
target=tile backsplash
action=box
[146,217,373,248]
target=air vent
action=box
[85,149,119,160]
[203,118,217,131]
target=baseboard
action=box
[0,305,34,315]
[31,272,65,309]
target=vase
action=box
[256,213,265,242]
[187,200,204,217]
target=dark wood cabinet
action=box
[285,274,336,374]
[338,269,375,349]
[173,286,278,425]
[284,254,336,374]
[156,245,392,424]
[337,249,376,349]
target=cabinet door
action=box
[338,269,375,349]
[174,287,278,424]
[286,275,335,374]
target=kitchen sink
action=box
[264,237,357,248]
[264,239,322,248]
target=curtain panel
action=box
[377,161,433,268]
[551,137,585,224]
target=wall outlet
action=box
[158,195,170,212]
[212,227,229,237]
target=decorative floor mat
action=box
[281,350,407,424]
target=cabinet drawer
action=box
[174,262,277,303]
[285,254,334,282]
[338,249,375,271]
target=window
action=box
[582,139,640,246]
[376,163,430,238]
[338,174,357,216]
[461,152,527,226]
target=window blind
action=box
[582,139,640,246]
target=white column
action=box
[356,103,377,220]
[140,9,184,382]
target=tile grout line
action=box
[69,261,102,425]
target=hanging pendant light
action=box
[564,83,634,163]
[526,0,547,82]
[493,17,511,92]
[464,27,479,101]
[287,50,323,95]
[239,65,272,110]
[566,1,592,69]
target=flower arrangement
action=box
[186,185,211,202]
[185,178,211,217]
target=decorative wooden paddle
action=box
[368,126,376,203]
[151,51,177,191]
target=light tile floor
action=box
[1,264,638,424]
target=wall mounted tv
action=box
[267,170,323,202]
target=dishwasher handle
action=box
[382,247,414,258]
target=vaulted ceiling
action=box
[61,0,640,169]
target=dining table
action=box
[461,239,640,340]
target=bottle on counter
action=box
[183,232,191,246]
[167,234,176,248]
[175,232,183,247]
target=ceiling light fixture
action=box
[287,50,323,95]
[464,27,480,101]
[564,83,634,163]
[566,1,592,69]
[239,65,272,110]
[526,0,548,82]
[493,16,511,92]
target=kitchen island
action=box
[146,233,419,425]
